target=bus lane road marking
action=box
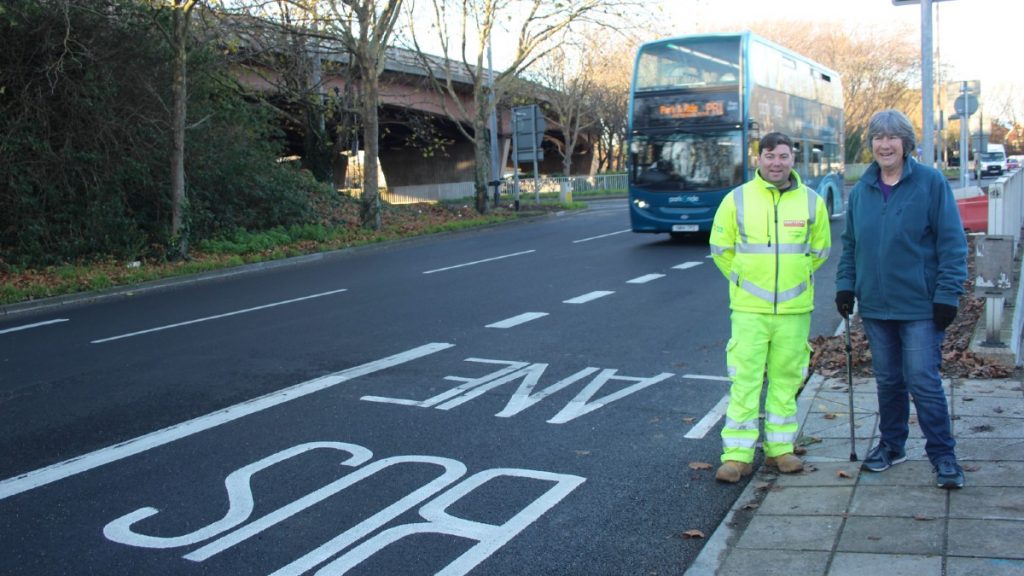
[0,342,453,501]
[91,288,349,343]
[98,439,585,576]
[0,318,69,335]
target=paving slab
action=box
[828,552,942,576]
[848,485,947,518]
[837,516,945,555]
[947,518,1024,559]
[949,486,1024,520]
[734,515,842,552]
[757,486,853,516]
[946,556,1024,576]
[716,549,830,576]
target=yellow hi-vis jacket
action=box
[710,170,831,314]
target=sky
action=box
[653,0,1021,118]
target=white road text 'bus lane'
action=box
[103,441,585,576]
[362,358,675,424]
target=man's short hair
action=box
[867,109,916,158]
[760,132,793,153]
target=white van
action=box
[976,143,1007,178]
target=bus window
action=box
[811,146,823,178]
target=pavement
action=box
[686,369,1024,576]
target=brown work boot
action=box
[715,460,753,483]
[765,453,804,473]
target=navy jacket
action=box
[836,157,967,320]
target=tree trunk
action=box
[360,72,382,230]
[170,0,195,258]
[473,87,491,214]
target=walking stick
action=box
[844,316,858,461]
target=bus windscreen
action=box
[634,37,740,92]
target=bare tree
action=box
[741,20,920,163]
[522,41,600,199]
[319,0,403,229]
[583,34,636,174]
[409,0,627,213]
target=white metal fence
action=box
[378,173,628,204]
[985,170,1024,364]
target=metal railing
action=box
[373,174,628,205]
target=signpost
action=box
[952,80,980,189]
[893,0,955,167]
[512,105,545,207]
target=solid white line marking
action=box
[682,374,731,382]
[563,291,614,304]
[0,318,69,335]
[572,229,631,243]
[422,250,536,274]
[0,342,454,501]
[91,289,348,343]
[627,273,665,284]
[672,262,702,270]
[486,312,548,329]
[685,395,730,439]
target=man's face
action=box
[759,144,794,188]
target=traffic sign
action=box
[954,94,978,117]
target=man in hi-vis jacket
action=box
[709,132,831,483]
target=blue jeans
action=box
[862,318,956,465]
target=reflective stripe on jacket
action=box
[710,170,831,314]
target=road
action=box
[0,199,844,575]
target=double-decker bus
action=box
[627,32,844,236]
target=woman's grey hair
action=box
[867,109,917,158]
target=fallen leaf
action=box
[682,417,696,423]
[970,424,994,433]
[741,503,760,511]
[688,461,713,471]
[797,436,823,447]
[913,514,935,521]
[963,397,974,402]
[793,445,808,455]
[963,464,981,472]
[837,470,852,479]
[993,407,1004,414]
[681,529,705,539]
[823,413,837,420]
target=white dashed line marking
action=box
[672,262,703,270]
[563,291,615,304]
[486,312,549,329]
[627,274,665,284]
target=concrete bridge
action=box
[235,44,595,202]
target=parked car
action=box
[1007,157,1021,171]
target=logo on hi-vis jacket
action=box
[783,220,806,228]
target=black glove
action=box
[835,291,855,318]
[933,303,957,331]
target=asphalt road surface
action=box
[0,199,844,575]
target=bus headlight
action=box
[633,199,649,210]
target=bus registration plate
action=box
[672,224,698,232]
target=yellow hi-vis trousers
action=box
[721,310,812,464]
